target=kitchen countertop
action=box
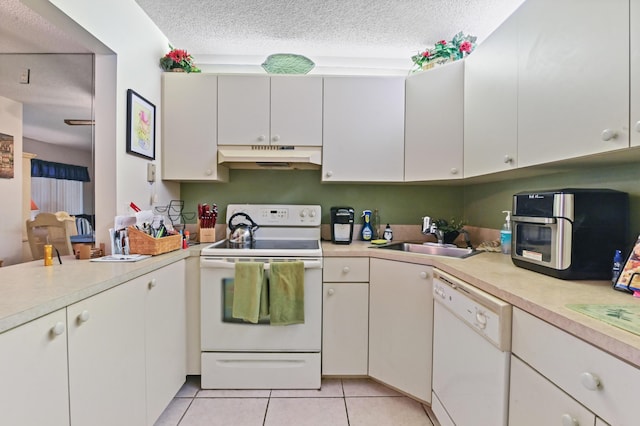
[0,247,199,334]
[323,240,640,369]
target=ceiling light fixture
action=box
[64,119,95,126]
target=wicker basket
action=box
[128,226,182,255]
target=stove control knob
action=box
[299,209,308,218]
[309,209,317,218]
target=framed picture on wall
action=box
[126,89,155,160]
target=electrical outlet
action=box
[19,68,30,84]
[147,163,156,182]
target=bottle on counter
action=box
[44,244,53,266]
[372,209,381,240]
[612,249,623,286]
[383,224,393,242]
[361,210,373,241]
[500,210,512,255]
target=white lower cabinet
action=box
[144,260,187,425]
[512,308,638,426]
[368,258,432,402]
[0,309,69,426]
[322,257,369,375]
[509,355,595,426]
[67,275,147,426]
[322,283,369,375]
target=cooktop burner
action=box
[211,239,320,251]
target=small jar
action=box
[44,244,53,266]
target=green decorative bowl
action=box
[261,54,315,74]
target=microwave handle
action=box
[201,257,323,270]
[512,215,557,225]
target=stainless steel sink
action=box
[374,242,479,259]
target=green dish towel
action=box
[269,261,305,326]
[232,262,268,324]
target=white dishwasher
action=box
[431,269,512,426]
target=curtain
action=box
[32,177,84,215]
[31,159,90,182]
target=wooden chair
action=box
[26,213,76,260]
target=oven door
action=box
[200,256,323,352]
[511,216,572,270]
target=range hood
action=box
[218,145,322,170]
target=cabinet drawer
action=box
[512,308,639,425]
[509,355,595,426]
[323,257,369,282]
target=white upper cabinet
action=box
[323,76,405,182]
[631,0,640,146]
[517,0,629,167]
[271,76,323,146]
[463,17,518,177]
[162,73,229,181]
[218,75,270,145]
[218,75,322,146]
[405,60,464,181]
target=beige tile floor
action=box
[155,376,439,426]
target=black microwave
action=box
[511,189,629,280]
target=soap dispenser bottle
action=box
[361,210,373,241]
[500,210,512,254]
[383,224,393,242]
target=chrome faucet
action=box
[422,216,444,245]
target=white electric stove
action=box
[200,204,323,389]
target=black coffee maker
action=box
[330,207,355,244]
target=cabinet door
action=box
[145,260,187,425]
[322,282,369,375]
[405,60,464,181]
[271,76,323,146]
[631,0,640,146]
[369,259,432,402]
[323,76,405,182]
[162,73,228,181]
[512,308,640,426]
[0,309,69,426]
[463,17,518,177]
[517,0,629,167]
[509,356,595,426]
[67,279,147,426]
[218,75,270,145]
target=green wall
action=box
[464,162,640,237]
[181,163,640,239]
[181,170,464,226]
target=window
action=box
[30,159,90,215]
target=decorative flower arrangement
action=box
[411,32,477,72]
[159,44,201,73]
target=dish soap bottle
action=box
[361,210,373,241]
[383,224,393,242]
[500,210,512,254]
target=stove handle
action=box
[201,258,323,270]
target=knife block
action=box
[198,220,216,243]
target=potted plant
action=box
[411,32,477,73]
[159,44,201,73]
[434,217,467,245]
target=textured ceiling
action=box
[135,0,526,69]
[0,0,526,151]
